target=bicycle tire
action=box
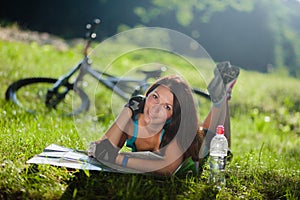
[192,88,211,100]
[5,77,90,116]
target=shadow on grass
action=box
[61,171,185,200]
[226,165,300,200]
[60,170,217,200]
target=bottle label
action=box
[210,152,227,157]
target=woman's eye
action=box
[152,94,158,99]
[165,105,171,111]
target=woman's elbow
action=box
[154,160,181,176]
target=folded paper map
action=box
[26,144,163,173]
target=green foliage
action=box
[231,70,300,135]
[137,0,254,25]
[0,39,299,199]
[133,0,300,77]
[2,0,300,76]
[259,0,300,77]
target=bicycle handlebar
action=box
[85,18,101,39]
[83,18,101,56]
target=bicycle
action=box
[5,19,210,116]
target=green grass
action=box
[0,38,299,200]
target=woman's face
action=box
[144,85,173,125]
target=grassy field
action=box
[0,36,300,200]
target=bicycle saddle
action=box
[137,67,166,79]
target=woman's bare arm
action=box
[115,138,184,176]
[99,107,132,147]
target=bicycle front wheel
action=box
[5,77,90,116]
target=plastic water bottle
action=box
[209,125,228,189]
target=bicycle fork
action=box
[45,57,91,109]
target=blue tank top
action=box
[126,115,165,152]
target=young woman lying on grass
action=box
[88,61,239,176]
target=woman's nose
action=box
[152,104,164,113]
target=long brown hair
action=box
[145,75,204,161]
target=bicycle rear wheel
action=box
[5,77,90,116]
[192,88,210,100]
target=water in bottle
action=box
[209,125,228,189]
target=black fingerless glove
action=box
[93,139,119,163]
[125,95,145,117]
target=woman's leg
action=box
[199,61,239,158]
[202,99,231,147]
[200,98,230,158]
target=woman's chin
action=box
[146,112,165,126]
[143,113,152,124]
[144,117,151,124]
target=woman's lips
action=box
[148,106,159,118]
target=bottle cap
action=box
[216,125,224,134]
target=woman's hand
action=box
[88,139,120,163]
[125,95,145,117]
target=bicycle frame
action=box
[45,18,172,109]
[6,18,210,116]
[46,53,152,106]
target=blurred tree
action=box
[262,0,300,77]
[134,0,254,25]
[133,0,300,76]
[1,0,300,76]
